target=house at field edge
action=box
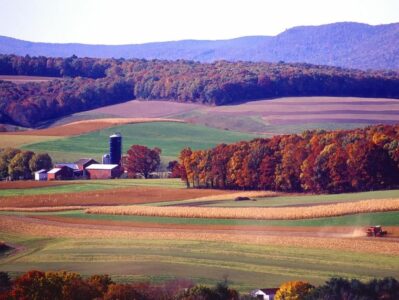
[34,169,47,181]
[251,288,279,300]
[47,166,75,180]
[85,164,121,179]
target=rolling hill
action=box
[1,22,398,70]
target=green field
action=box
[1,233,398,292]
[21,122,260,162]
[2,209,398,227]
[201,189,399,207]
[0,178,183,197]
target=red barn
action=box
[86,164,121,179]
[47,166,74,180]
[75,158,99,171]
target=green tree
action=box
[0,148,21,179]
[29,152,53,172]
[8,150,34,180]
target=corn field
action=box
[86,199,399,220]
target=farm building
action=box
[47,166,75,180]
[34,169,47,181]
[251,288,279,300]
[75,158,99,171]
[86,164,121,179]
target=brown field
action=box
[1,118,184,137]
[0,186,231,208]
[0,180,74,189]
[85,100,203,118]
[1,215,398,255]
[26,214,399,238]
[86,199,399,220]
[0,75,59,83]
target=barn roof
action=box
[55,163,79,170]
[35,169,47,174]
[86,164,119,170]
[74,158,98,165]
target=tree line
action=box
[1,54,399,127]
[0,270,397,300]
[178,124,399,193]
[0,148,52,180]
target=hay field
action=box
[86,199,399,220]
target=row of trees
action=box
[178,124,399,193]
[0,148,52,180]
[0,270,238,300]
[0,270,398,300]
[1,54,399,127]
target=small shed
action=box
[34,169,47,181]
[86,164,121,179]
[251,288,279,300]
[47,166,75,181]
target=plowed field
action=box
[0,186,230,207]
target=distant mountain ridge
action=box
[0,22,398,70]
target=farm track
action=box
[1,215,398,255]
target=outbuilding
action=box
[251,288,279,300]
[47,166,75,180]
[86,164,121,179]
[34,169,47,181]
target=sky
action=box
[0,0,398,45]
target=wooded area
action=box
[1,54,399,127]
[178,124,399,193]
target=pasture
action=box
[18,122,260,162]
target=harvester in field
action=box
[366,226,387,237]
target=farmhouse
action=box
[47,166,75,180]
[251,288,279,300]
[86,164,121,179]
[34,169,47,181]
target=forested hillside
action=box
[178,124,399,193]
[1,54,399,127]
[1,22,398,70]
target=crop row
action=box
[86,199,399,220]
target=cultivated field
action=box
[0,75,59,83]
[1,179,398,291]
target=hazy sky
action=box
[1,0,398,44]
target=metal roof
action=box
[55,163,79,170]
[74,158,98,165]
[35,169,47,174]
[47,168,62,174]
[86,164,119,170]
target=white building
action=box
[251,288,279,300]
[34,169,47,181]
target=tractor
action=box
[366,226,387,237]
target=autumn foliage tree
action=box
[125,145,161,178]
[275,281,314,300]
[179,124,399,193]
